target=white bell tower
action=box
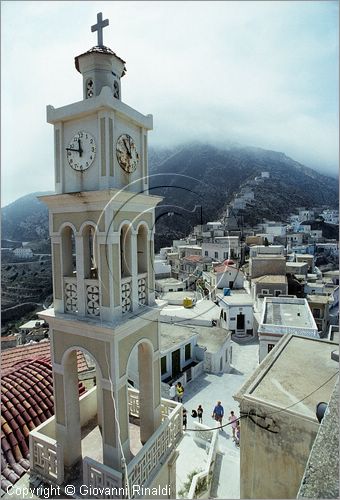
[33,13,182,497]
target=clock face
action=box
[66,131,96,171]
[116,134,139,173]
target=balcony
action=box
[30,387,183,498]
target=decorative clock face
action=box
[66,131,96,171]
[116,134,139,173]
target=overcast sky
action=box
[1,0,338,206]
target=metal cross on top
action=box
[91,12,109,47]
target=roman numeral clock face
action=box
[66,131,96,171]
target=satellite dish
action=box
[316,402,328,423]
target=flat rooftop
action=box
[195,326,230,352]
[286,262,308,268]
[263,299,314,328]
[160,299,220,324]
[307,294,332,304]
[244,336,337,418]
[252,275,287,284]
[218,293,253,306]
[155,277,184,285]
[160,323,197,351]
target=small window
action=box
[268,344,275,353]
[313,308,321,319]
[275,290,281,297]
[185,343,191,361]
[205,251,208,256]
[161,356,167,375]
[214,252,219,259]
[223,252,228,259]
[262,289,269,295]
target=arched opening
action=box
[61,348,103,472]
[137,225,148,274]
[61,226,76,277]
[120,224,132,278]
[82,225,98,279]
[126,340,157,455]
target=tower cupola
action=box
[74,12,126,100]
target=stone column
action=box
[75,235,86,315]
[130,231,138,310]
[138,343,156,444]
[54,351,81,468]
[101,382,130,469]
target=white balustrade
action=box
[83,457,122,499]
[127,400,182,493]
[137,273,147,306]
[85,279,100,317]
[121,277,132,313]
[64,277,77,313]
[29,431,64,485]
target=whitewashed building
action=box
[217,293,254,338]
[258,297,318,361]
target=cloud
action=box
[1,1,338,205]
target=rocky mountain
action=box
[2,192,52,242]
[2,144,338,248]
[149,143,338,249]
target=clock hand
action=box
[66,147,80,151]
[78,138,83,157]
[123,138,132,157]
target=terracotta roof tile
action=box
[1,358,86,488]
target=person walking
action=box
[228,410,238,440]
[176,382,184,403]
[197,405,203,424]
[235,421,240,447]
[169,383,176,401]
[212,401,224,428]
[183,408,187,431]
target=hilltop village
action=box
[1,12,339,500]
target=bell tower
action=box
[34,13,181,496]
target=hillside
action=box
[2,144,338,248]
[149,143,338,249]
[2,192,52,242]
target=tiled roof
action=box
[183,255,202,263]
[75,45,126,74]
[214,263,238,273]
[1,359,86,490]
[1,341,89,374]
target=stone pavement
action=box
[175,338,259,498]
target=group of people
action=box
[169,384,240,445]
[212,403,240,445]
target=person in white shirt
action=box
[169,384,176,400]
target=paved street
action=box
[176,338,259,498]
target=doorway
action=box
[236,313,245,330]
[172,349,181,379]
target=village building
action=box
[234,334,338,499]
[257,297,318,361]
[249,255,286,280]
[286,261,309,277]
[202,236,240,261]
[158,323,232,387]
[249,244,285,258]
[306,294,332,336]
[251,275,288,300]
[13,247,34,260]
[217,292,254,338]
[212,260,245,290]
